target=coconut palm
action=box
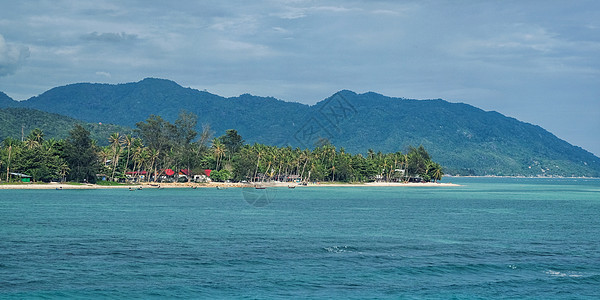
[149,149,160,182]
[25,128,44,149]
[123,134,134,173]
[429,162,444,183]
[98,147,111,168]
[108,132,124,181]
[58,161,70,182]
[253,146,263,182]
[134,147,149,182]
[5,145,12,182]
[212,139,226,171]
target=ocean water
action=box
[1,177,599,299]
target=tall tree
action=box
[135,115,175,154]
[123,134,134,175]
[174,111,198,181]
[63,124,99,183]
[135,115,178,180]
[174,111,198,145]
[219,129,244,163]
[212,139,226,171]
[108,132,124,181]
[198,124,214,153]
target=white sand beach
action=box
[0,181,459,190]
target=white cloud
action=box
[0,34,30,77]
[216,39,274,57]
[95,71,111,78]
[0,0,599,154]
[81,32,138,43]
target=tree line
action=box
[0,112,443,184]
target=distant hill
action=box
[0,92,16,107]
[9,78,309,147]
[318,91,600,176]
[0,107,132,146]
[1,78,599,176]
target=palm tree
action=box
[253,146,263,182]
[108,132,124,181]
[263,147,274,181]
[123,134,134,174]
[149,149,160,182]
[212,139,226,171]
[99,147,111,168]
[5,145,12,182]
[134,147,149,182]
[25,128,44,148]
[299,149,310,182]
[429,162,444,182]
[58,161,70,183]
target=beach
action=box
[0,181,459,189]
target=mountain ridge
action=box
[0,107,132,145]
[1,78,598,176]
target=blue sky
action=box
[1,1,599,155]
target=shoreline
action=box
[444,175,600,179]
[0,181,460,190]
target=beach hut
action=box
[10,172,32,182]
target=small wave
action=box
[545,269,583,278]
[323,245,354,253]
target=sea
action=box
[1,177,599,299]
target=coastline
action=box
[0,181,460,190]
[444,175,599,179]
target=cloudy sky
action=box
[1,1,599,155]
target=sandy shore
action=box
[0,181,459,190]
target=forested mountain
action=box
[0,92,15,107]
[8,78,309,147]
[0,107,131,146]
[1,78,599,176]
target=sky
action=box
[1,0,599,156]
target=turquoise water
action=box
[1,178,599,299]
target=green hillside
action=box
[0,107,132,146]
[1,78,599,176]
[319,91,600,176]
[16,78,310,146]
[0,92,16,107]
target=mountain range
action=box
[1,78,599,177]
[0,106,130,146]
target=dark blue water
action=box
[1,178,599,299]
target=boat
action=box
[216,186,227,190]
[288,185,295,189]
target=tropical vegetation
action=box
[2,78,599,177]
[0,112,443,184]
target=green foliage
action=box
[3,80,599,176]
[174,110,198,145]
[135,115,175,154]
[1,119,443,184]
[219,129,244,157]
[226,141,440,183]
[63,124,99,183]
[0,129,68,182]
[0,107,131,146]
[210,169,232,182]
